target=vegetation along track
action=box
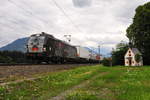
[0,64,95,84]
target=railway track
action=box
[0,63,95,66]
[0,63,59,66]
[0,63,96,84]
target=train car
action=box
[26,32,77,63]
[88,51,100,63]
[76,46,91,63]
[75,46,100,63]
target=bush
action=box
[0,55,13,63]
[102,58,112,66]
[0,51,28,63]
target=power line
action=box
[7,0,50,29]
[8,0,82,33]
[6,0,41,32]
[50,0,82,33]
[8,0,33,15]
[0,21,16,31]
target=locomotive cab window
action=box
[28,36,45,45]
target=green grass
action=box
[1,65,150,100]
[65,66,150,100]
[0,65,102,100]
[66,90,99,100]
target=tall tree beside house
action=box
[111,42,128,66]
[135,53,141,64]
[126,2,150,65]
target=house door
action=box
[129,58,132,66]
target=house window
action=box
[132,61,134,64]
[129,54,131,56]
[129,51,131,53]
[126,61,128,64]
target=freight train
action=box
[26,32,100,63]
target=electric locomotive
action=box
[26,32,77,63]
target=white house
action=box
[124,48,143,66]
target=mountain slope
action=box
[0,38,29,52]
[84,47,110,56]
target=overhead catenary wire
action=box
[7,0,50,30]
[50,0,83,33]
[0,11,40,33]
[7,0,82,34]
[8,0,33,15]
[5,0,40,32]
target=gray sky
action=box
[0,0,148,54]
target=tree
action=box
[0,55,13,63]
[135,54,141,63]
[0,51,30,63]
[111,42,128,66]
[126,2,150,64]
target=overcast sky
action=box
[0,0,148,55]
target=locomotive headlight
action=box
[49,47,51,51]
[43,47,46,51]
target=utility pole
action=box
[98,45,100,64]
[64,35,71,43]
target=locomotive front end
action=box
[26,33,47,61]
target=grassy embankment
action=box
[0,65,102,100]
[1,65,150,100]
[65,66,150,100]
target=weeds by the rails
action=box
[0,65,102,100]
[1,66,150,100]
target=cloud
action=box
[72,0,92,7]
